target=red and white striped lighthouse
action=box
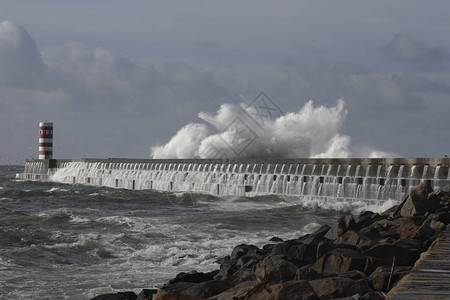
[39,122,53,159]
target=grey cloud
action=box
[0,21,44,88]
[382,33,449,66]
[392,72,450,94]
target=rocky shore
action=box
[91,182,450,300]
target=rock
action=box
[152,292,205,300]
[160,282,196,294]
[212,281,259,300]
[368,266,411,292]
[414,218,446,241]
[298,224,331,245]
[381,217,423,240]
[316,239,334,260]
[137,289,157,300]
[356,211,381,229]
[364,244,416,266]
[168,271,215,285]
[244,280,318,300]
[231,244,260,260]
[334,230,375,249]
[309,277,372,299]
[294,265,323,281]
[400,182,439,217]
[312,248,367,274]
[252,255,299,284]
[270,236,283,242]
[443,184,450,193]
[90,292,138,300]
[271,241,311,267]
[340,270,367,281]
[336,215,357,238]
[182,280,231,298]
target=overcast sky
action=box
[1,1,449,164]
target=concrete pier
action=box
[16,157,450,202]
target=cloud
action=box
[382,33,449,67]
[0,20,44,88]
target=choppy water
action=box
[0,165,396,299]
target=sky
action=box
[0,1,449,164]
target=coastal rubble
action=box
[91,182,450,300]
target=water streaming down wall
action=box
[17,158,450,203]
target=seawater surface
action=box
[0,165,391,299]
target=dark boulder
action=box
[182,280,231,298]
[152,292,205,300]
[334,230,375,249]
[231,244,260,260]
[294,265,323,281]
[244,280,318,300]
[137,289,157,300]
[312,248,367,274]
[252,255,299,284]
[335,215,357,238]
[213,281,259,300]
[368,265,411,292]
[270,236,283,242]
[400,182,439,217]
[168,271,215,285]
[364,244,416,266]
[309,277,372,299]
[90,292,138,300]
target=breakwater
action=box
[16,158,450,202]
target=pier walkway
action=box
[388,227,450,299]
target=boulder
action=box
[297,224,331,245]
[368,266,411,292]
[271,241,311,267]
[244,280,318,300]
[414,217,446,241]
[309,277,372,299]
[152,292,205,300]
[252,255,299,284]
[400,182,439,217]
[137,289,157,299]
[231,244,261,260]
[212,281,259,300]
[269,236,283,242]
[312,248,367,274]
[356,211,381,229]
[334,230,375,249]
[181,280,231,298]
[168,271,215,285]
[381,217,423,240]
[335,215,357,238]
[364,244,416,266]
[90,292,137,300]
[294,265,323,281]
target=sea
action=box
[0,165,396,299]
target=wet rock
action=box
[294,265,323,281]
[252,255,299,284]
[356,211,381,229]
[270,236,283,242]
[336,215,357,238]
[400,182,439,217]
[309,277,372,299]
[368,266,411,292]
[312,248,367,274]
[298,224,331,245]
[160,282,196,294]
[90,292,138,300]
[168,271,215,285]
[182,280,231,298]
[152,292,205,300]
[212,280,259,300]
[231,244,260,260]
[334,230,375,249]
[244,280,318,300]
[364,244,416,266]
[137,289,157,300]
[414,217,446,241]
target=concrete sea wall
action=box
[17,158,450,202]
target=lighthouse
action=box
[39,122,53,159]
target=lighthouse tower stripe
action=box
[39,122,53,159]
